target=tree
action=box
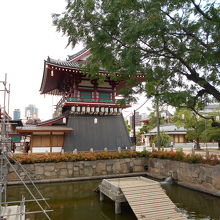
[174,108,207,149]
[125,120,132,134]
[136,107,168,134]
[153,131,172,148]
[146,111,167,129]
[53,0,220,118]
[204,127,220,149]
[200,110,220,148]
[139,123,149,135]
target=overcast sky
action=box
[0,0,149,121]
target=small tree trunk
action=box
[195,138,200,150]
[218,141,220,150]
[156,97,161,150]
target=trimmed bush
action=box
[11,150,220,166]
[12,151,149,164]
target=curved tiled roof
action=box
[67,48,89,61]
[37,112,70,126]
[149,124,186,134]
[47,57,82,69]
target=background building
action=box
[129,112,150,132]
[145,124,187,146]
[36,48,132,152]
[200,103,220,116]
[13,109,21,120]
[25,104,38,119]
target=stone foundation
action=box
[7,157,220,197]
[148,158,220,197]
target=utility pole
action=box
[133,110,136,145]
[156,96,161,150]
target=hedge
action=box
[11,150,220,166]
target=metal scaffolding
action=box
[0,74,52,220]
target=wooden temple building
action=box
[16,125,72,153]
[34,48,133,152]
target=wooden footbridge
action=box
[99,176,186,220]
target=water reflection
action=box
[163,184,220,220]
[6,180,220,220]
[7,181,135,220]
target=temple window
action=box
[80,91,92,101]
[99,92,112,103]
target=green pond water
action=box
[6,179,220,220]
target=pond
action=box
[6,179,220,220]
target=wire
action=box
[124,99,148,118]
[135,99,148,111]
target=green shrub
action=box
[153,131,172,147]
[184,154,203,163]
[175,147,183,153]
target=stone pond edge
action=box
[7,157,220,197]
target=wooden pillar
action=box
[115,201,121,214]
[93,80,98,100]
[112,90,116,101]
[100,191,104,202]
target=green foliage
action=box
[150,150,220,165]
[175,147,183,153]
[136,150,150,158]
[150,151,185,161]
[174,108,207,148]
[142,107,168,132]
[139,123,149,134]
[203,127,220,142]
[13,152,145,164]
[184,154,203,164]
[53,0,220,110]
[125,120,132,134]
[147,111,166,131]
[12,151,220,166]
[153,131,172,147]
[174,108,220,148]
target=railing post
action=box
[192,148,195,155]
[73,149,78,154]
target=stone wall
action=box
[8,158,148,182]
[148,158,220,197]
[8,157,220,197]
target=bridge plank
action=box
[100,177,186,220]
